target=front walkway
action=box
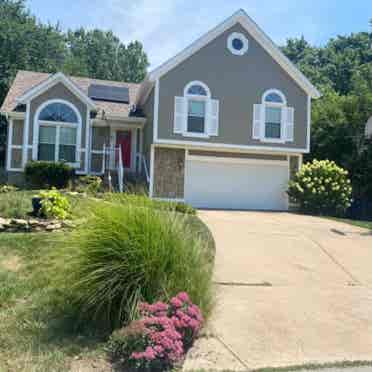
[184,211,372,371]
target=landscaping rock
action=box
[0,216,68,233]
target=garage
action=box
[184,156,289,210]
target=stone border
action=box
[0,217,74,233]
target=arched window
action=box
[36,100,81,164]
[262,89,287,140]
[184,81,211,135]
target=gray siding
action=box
[157,23,308,150]
[12,120,24,146]
[142,89,154,162]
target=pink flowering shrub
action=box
[107,292,203,370]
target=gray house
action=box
[0,9,320,210]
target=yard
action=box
[0,189,215,371]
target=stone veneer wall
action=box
[289,155,300,180]
[153,147,185,199]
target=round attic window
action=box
[227,32,249,56]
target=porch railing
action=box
[136,153,150,184]
[102,144,124,192]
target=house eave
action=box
[16,72,97,109]
[147,9,321,99]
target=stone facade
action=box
[153,147,185,199]
[289,155,300,180]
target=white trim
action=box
[4,112,25,120]
[153,79,160,142]
[183,81,211,97]
[22,103,30,167]
[306,95,311,152]
[260,89,288,144]
[32,99,82,165]
[17,72,96,109]
[6,119,13,171]
[187,154,288,166]
[103,114,146,123]
[262,89,287,105]
[154,138,308,153]
[227,32,249,56]
[85,111,90,174]
[147,9,321,99]
[153,197,185,203]
[180,81,211,138]
[149,145,155,197]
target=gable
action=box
[148,10,320,99]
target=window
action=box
[174,81,219,138]
[227,32,249,56]
[185,82,210,136]
[263,90,286,141]
[36,101,80,164]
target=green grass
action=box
[326,217,372,230]
[0,193,214,371]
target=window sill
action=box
[182,132,210,139]
[260,137,287,144]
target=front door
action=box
[116,131,132,168]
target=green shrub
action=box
[53,201,213,330]
[25,161,74,189]
[75,175,102,194]
[104,194,196,215]
[36,188,70,219]
[0,185,17,193]
[287,159,352,216]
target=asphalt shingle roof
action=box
[0,70,142,117]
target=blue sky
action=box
[27,0,371,68]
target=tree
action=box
[63,29,149,83]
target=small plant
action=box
[0,185,17,193]
[25,161,74,189]
[107,293,203,371]
[75,175,102,194]
[287,159,352,216]
[35,188,70,219]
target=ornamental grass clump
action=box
[107,292,203,371]
[54,201,213,330]
[287,159,352,216]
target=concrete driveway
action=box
[184,211,372,371]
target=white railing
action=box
[101,144,124,192]
[117,145,124,193]
[136,153,150,184]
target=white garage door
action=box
[185,157,289,210]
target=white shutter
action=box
[253,104,262,140]
[207,99,219,136]
[284,107,294,142]
[174,97,186,134]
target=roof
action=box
[1,70,142,117]
[148,9,321,99]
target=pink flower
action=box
[177,292,190,303]
[170,297,183,308]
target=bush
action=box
[35,188,70,219]
[74,175,102,194]
[104,194,196,215]
[107,293,203,371]
[25,161,74,189]
[0,185,17,193]
[53,201,213,330]
[287,159,352,216]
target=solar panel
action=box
[88,84,129,103]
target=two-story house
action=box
[0,9,320,210]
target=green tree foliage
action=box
[282,31,372,201]
[63,29,148,83]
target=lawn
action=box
[0,191,214,371]
[326,217,372,230]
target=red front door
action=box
[116,131,132,168]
